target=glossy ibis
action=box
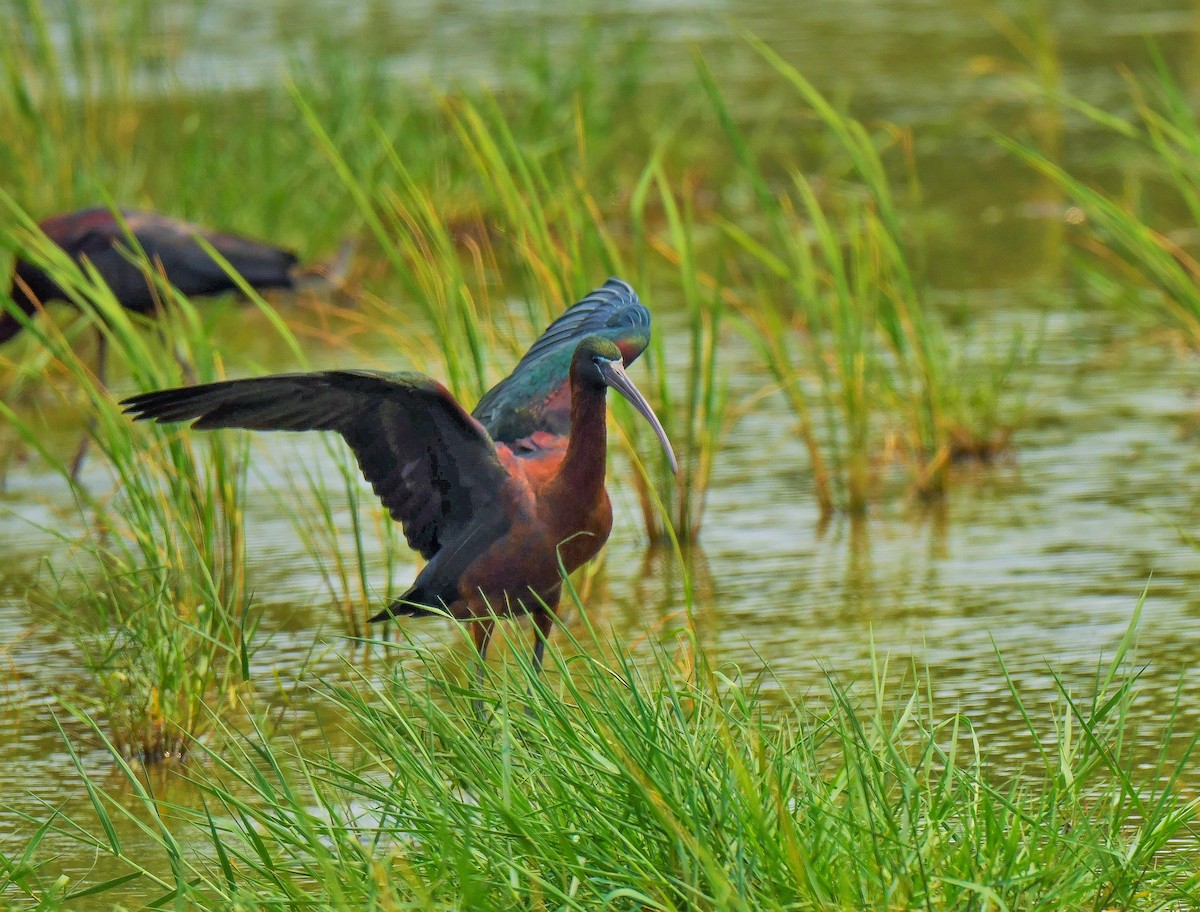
[121,279,676,692]
[4,207,305,348]
[3,207,339,476]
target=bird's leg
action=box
[154,325,196,384]
[523,602,559,719]
[95,329,109,390]
[70,330,108,480]
[471,617,494,719]
[531,609,556,676]
[69,423,91,481]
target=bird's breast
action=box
[546,488,612,573]
[455,439,612,613]
[501,440,612,555]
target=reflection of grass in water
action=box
[13,602,1199,910]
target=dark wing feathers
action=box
[115,212,296,295]
[38,207,296,300]
[122,370,509,559]
[138,215,297,292]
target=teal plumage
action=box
[472,278,651,442]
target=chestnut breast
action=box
[456,442,613,613]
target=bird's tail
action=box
[291,239,356,293]
[368,599,438,624]
[368,585,439,623]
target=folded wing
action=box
[127,211,298,294]
[473,277,651,442]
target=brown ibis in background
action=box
[121,279,676,695]
[4,207,305,349]
[2,206,347,476]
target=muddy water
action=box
[5,0,1200,903]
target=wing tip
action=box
[580,278,649,332]
[118,391,160,421]
[585,276,639,312]
[119,389,185,422]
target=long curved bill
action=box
[597,359,679,475]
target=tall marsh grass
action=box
[7,609,1198,910]
[297,82,726,543]
[1006,51,1200,352]
[705,42,1033,515]
[0,0,355,253]
[1,203,264,761]
[2,10,1198,912]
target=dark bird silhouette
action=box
[121,279,676,693]
[3,207,344,477]
[4,207,301,348]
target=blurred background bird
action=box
[2,206,352,475]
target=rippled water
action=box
[5,0,1200,901]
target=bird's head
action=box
[572,335,678,475]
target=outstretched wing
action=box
[122,370,510,559]
[473,277,651,442]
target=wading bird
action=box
[4,207,305,351]
[4,207,344,476]
[121,279,676,689]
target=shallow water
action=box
[5,0,1200,902]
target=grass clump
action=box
[933,317,1039,464]
[706,41,1034,515]
[9,607,1198,910]
[0,203,265,762]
